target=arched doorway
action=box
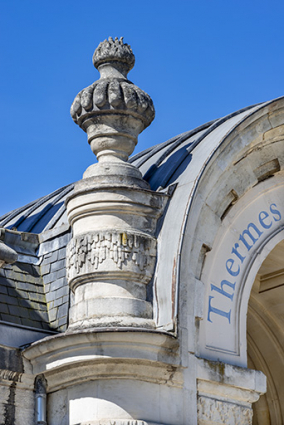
[248,239,284,424]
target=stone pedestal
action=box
[66,179,166,328]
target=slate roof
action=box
[0,262,48,329]
[0,184,74,233]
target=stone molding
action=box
[0,368,34,390]
[67,230,156,290]
[0,369,22,382]
[41,358,183,393]
[22,330,180,391]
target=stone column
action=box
[66,37,167,329]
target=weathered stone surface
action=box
[70,37,154,162]
[197,397,253,425]
[67,230,156,289]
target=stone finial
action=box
[93,36,135,72]
[70,37,155,163]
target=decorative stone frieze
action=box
[67,38,167,328]
[67,230,156,290]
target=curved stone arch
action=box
[174,97,284,367]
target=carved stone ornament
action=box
[70,37,155,162]
[197,396,253,425]
[67,38,167,328]
[67,230,156,291]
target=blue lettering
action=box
[226,258,240,276]
[208,296,231,323]
[239,222,263,251]
[208,202,282,324]
[231,243,246,263]
[211,280,236,300]
[259,210,272,229]
[270,203,281,222]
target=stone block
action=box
[54,297,63,307]
[41,263,51,275]
[45,291,55,303]
[8,305,30,318]
[30,301,46,311]
[15,281,38,293]
[49,308,58,322]
[58,316,67,327]
[29,309,42,321]
[44,283,51,293]
[17,292,29,303]
[29,292,46,303]
[49,320,59,329]
[50,259,66,272]
[39,233,70,257]
[50,277,65,292]
[1,314,21,324]
[21,317,41,328]
[58,303,68,318]
[43,250,58,264]
[55,286,69,300]
[2,294,18,306]
[0,303,9,314]
[7,286,18,297]
[58,324,67,332]
[0,285,8,295]
[43,268,65,284]
[42,322,52,330]
[58,248,66,261]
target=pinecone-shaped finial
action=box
[93,37,135,73]
[70,37,154,163]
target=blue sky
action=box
[1,1,283,216]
